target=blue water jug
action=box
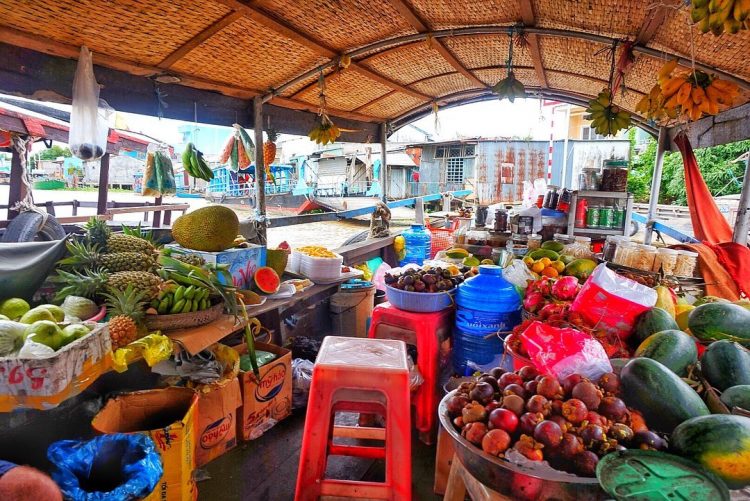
[453,265,522,375]
[399,224,431,266]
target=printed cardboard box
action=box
[92,387,198,501]
[0,324,111,411]
[234,342,292,441]
[165,244,266,290]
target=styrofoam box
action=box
[296,251,343,281]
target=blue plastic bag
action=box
[47,434,163,501]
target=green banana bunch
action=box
[584,89,631,137]
[181,142,214,181]
[491,72,526,102]
[152,283,213,315]
[691,0,750,35]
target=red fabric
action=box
[673,133,733,244]
[709,242,750,298]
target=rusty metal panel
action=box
[472,141,549,204]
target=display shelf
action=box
[567,190,634,238]
[576,190,630,198]
[571,227,627,236]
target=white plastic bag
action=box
[69,46,111,161]
[292,358,314,410]
[503,259,536,290]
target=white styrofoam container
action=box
[296,251,343,281]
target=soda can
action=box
[600,207,614,229]
[586,205,600,228]
[612,208,625,228]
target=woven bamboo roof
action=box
[1,0,749,138]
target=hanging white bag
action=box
[69,46,111,161]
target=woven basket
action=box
[145,302,224,331]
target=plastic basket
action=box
[426,219,458,258]
[385,285,455,312]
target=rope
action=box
[9,134,49,225]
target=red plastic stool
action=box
[368,302,453,445]
[295,336,412,501]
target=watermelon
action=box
[634,329,697,376]
[254,266,280,294]
[632,307,679,346]
[700,340,750,391]
[720,385,750,411]
[689,302,750,345]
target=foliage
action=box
[29,145,73,169]
[628,133,749,205]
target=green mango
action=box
[24,320,65,351]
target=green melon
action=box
[254,267,280,294]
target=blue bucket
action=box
[385,285,454,312]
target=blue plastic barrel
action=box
[453,265,522,375]
[399,224,432,266]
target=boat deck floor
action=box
[200,410,442,500]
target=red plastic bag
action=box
[570,263,657,340]
[520,321,612,380]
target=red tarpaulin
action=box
[673,133,733,244]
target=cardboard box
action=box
[234,342,292,441]
[165,244,266,290]
[92,387,198,501]
[0,324,111,411]
[194,344,242,467]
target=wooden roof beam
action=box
[158,11,244,69]
[518,0,548,88]
[636,0,681,45]
[387,0,488,89]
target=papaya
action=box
[563,258,597,281]
[620,357,709,434]
[675,303,695,331]
[528,249,560,261]
[720,385,750,411]
[700,340,750,391]
[445,248,469,259]
[540,240,565,253]
[653,285,676,318]
[632,307,679,346]
[671,414,750,489]
[634,329,697,376]
[688,302,750,345]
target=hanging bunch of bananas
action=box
[658,59,740,121]
[584,89,631,136]
[691,0,750,35]
[181,142,214,181]
[308,113,341,145]
[491,71,526,102]
[635,84,679,122]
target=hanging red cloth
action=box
[708,242,750,298]
[673,132,733,244]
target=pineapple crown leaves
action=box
[51,267,108,302]
[84,216,112,249]
[266,128,279,142]
[121,223,159,248]
[58,239,102,269]
[101,284,149,325]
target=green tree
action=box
[628,133,749,205]
[38,145,72,160]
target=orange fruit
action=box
[541,266,559,278]
[539,257,552,267]
[531,261,546,273]
[551,260,566,273]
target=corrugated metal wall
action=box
[474,141,549,204]
[551,140,630,189]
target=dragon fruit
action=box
[538,303,569,320]
[523,291,548,313]
[551,276,580,301]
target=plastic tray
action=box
[385,285,455,312]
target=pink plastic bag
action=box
[570,263,657,340]
[520,321,612,380]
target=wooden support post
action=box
[152,196,162,228]
[644,127,668,245]
[97,153,110,215]
[380,122,388,202]
[732,153,750,245]
[7,139,27,219]
[254,96,267,242]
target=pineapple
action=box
[175,253,206,267]
[84,217,155,254]
[107,271,163,300]
[102,285,149,348]
[59,240,156,273]
[263,128,278,170]
[53,268,163,302]
[84,217,112,251]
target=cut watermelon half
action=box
[254,266,281,294]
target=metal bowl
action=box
[439,390,607,500]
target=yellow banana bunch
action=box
[635,84,679,122]
[584,89,631,136]
[658,59,740,121]
[691,0,750,35]
[491,72,526,102]
[308,116,341,145]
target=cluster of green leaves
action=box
[627,129,749,205]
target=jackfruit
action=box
[171,206,240,252]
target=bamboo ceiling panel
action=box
[358,92,428,118]
[650,8,750,81]
[171,17,326,92]
[442,35,534,70]
[0,0,232,66]
[280,67,335,97]
[406,0,521,29]
[539,37,612,82]
[626,55,666,95]
[360,42,456,85]
[410,73,479,97]
[474,68,542,89]
[257,0,416,52]
[546,73,635,109]
[296,69,393,110]
[531,0,647,39]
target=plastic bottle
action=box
[453,265,522,375]
[399,224,432,266]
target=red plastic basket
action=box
[426,219,458,258]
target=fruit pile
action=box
[522,250,566,278]
[584,89,631,137]
[657,59,739,121]
[447,366,658,477]
[150,284,213,315]
[384,266,463,293]
[691,0,750,35]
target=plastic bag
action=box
[570,263,657,339]
[503,259,536,292]
[112,333,173,372]
[407,355,424,392]
[48,433,163,501]
[142,152,160,197]
[292,358,313,410]
[154,149,176,195]
[521,320,612,380]
[69,46,111,161]
[371,261,393,291]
